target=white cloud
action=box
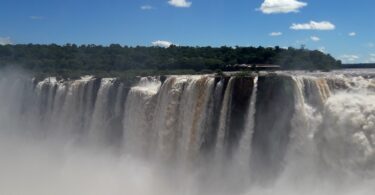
[152,40,173,48]
[368,42,374,48]
[290,21,336,31]
[259,0,307,14]
[30,16,44,20]
[269,32,282,36]
[0,37,13,45]
[310,36,320,42]
[318,47,326,53]
[349,32,356,36]
[140,5,154,10]
[168,0,192,8]
[367,56,375,63]
[366,54,375,63]
[340,54,360,63]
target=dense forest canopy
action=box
[0,44,341,78]
[342,63,375,69]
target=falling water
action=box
[1,69,375,195]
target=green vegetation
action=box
[342,63,375,68]
[0,44,341,78]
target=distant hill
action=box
[342,63,375,69]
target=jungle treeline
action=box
[0,44,341,78]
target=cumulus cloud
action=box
[269,32,283,36]
[0,37,13,45]
[259,0,307,14]
[340,55,360,63]
[318,47,326,53]
[152,40,173,48]
[310,36,320,42]
[168,0,192,8]
[349,32,356,36]
[290,21,336,31]
[367,54,375,63]
[140,5,154,10]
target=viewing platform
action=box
[225,64,281,71]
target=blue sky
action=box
[0,0,374,63]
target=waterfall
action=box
[123,77,161,157]
[236,76,258,170]
[1,70,375,195]
[215,77,234,160]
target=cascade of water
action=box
[215,77,235,160]
[123,77,161,157]
[184,76,215,163]
[48,80,69,135]
[35,77,57,121]
[151,76,189,162]
[1,71,375,195]
[236,76,258,168]
[56,76,98,137]
[317,77,375,177]
[200,77,226,154]
[275,75,324,186]
[89,78,116,143]
[250,74,297,183]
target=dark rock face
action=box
[226,77,254,156]
[251,74,296,183]
[200,77,229,154]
